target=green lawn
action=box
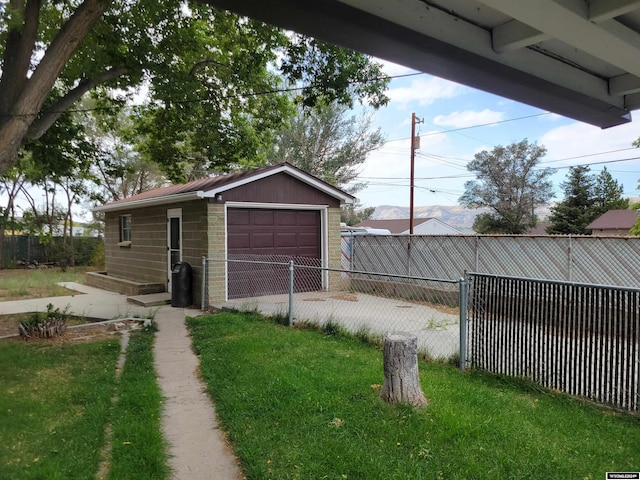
[108,329,169,480]
[0,339,120,479]
[0,267,89,301]
[0,328,168,480]
[188,311,640,480]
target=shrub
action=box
[18,303,70,339]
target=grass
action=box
[108,328,169,480]
[0,339,120,479]
[0,267,89,301]
[0,327,169,479]
[188,311,640,480]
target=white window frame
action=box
[119,214,132,245]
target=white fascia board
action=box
[201,164,354,204]
[224,201,330,210]
[92,191,205,213]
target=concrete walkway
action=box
[0,284,243,480]
[154,306,244,480]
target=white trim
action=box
[93,191,205,213]
[320,208,329,288]
[224,201,329,210]
[167,208,183,292]
[224,205,229,301]
[201,164,354,204]
[223,202,330,301]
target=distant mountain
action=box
[372,205,552,233]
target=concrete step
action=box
[127,292,171,307]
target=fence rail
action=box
[202,256,640,412]
[468,273,640,411]
[347,234,640,287]
[205,256,463,361]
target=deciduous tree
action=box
[266,102,384,191]
[459,139,553,234]
[0,1,389,177]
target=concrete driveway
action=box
[215,290,462,359]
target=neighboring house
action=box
[354,218,461,235]
[586,210,640,236]
[91,163,354,306]
[526,221,551,235]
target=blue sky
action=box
[352,60,640,209]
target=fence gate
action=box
[467,273,639,412]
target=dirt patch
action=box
[0,317,142,344]
[330,293,359,302]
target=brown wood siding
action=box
[219,172,341,207]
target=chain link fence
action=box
[468,273,640,412]
[204,256,465,362]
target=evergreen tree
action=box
[547,166,628,235]
[593,167,629,215]
[546,166,595,235]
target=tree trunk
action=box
[380,333,427,407]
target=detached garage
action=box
[92,163,353,306]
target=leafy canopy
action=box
[459,139,554,234]
[266,102,384,192]
[0,0,390,178]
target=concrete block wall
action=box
[104,199,208,307]
[327,207,344,291]
[206,202,226,304]
[105,205,168,285]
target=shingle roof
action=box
[94,162,354,212]
[101,163,286,207]
[354,218,432,234]
[586,209,639,230]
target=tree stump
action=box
[380,333,428,407]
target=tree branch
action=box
[0,0,114,172]
[0,0,42,115]
[26,66,128,141]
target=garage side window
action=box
[120,215,132,243]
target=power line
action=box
[0,71,426,119]
[358,155,640,182]
[382,112,553,144]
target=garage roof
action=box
[206,0,640,128]
[93,163,355,212]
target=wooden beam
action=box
[492,20,550,53]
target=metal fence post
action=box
[201,256,207,310]
[637,345,640,412]
[289,260,294,326]
[459,275,469,371]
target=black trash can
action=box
[171,262,192,307]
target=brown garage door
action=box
[227,208,322,298]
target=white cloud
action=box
[387,77,462,107]
[433,109,505,128]
[540,122,639,167]
[539,121,640,198]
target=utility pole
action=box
[409,113,423,234]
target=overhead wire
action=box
[0,71,426,119]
